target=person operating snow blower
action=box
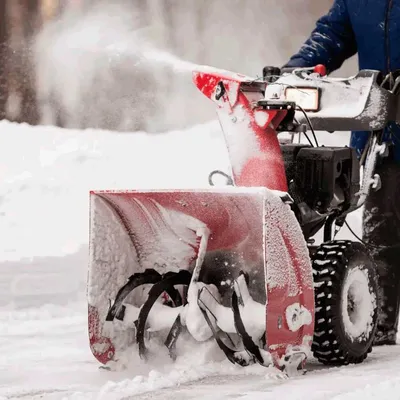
[282,0,400,345]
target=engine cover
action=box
[294,146,360,214]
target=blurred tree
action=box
[41,0,60,20]
[0,0,8,120]
[19,0,40,125]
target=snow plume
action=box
[34,1,204,134]
[34,0,349,135]
[104,41,197,74]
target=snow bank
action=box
[0,119,228,262]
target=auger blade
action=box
[136,270,192,360]
[88,187,314,370]
[197,287,253,367]
[105,269,162,322]
[231,274,271,367]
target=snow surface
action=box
[1,120,400,400]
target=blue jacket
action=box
[284,0,400,161]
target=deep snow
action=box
[1,119,399,400]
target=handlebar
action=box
[264,65,328,81]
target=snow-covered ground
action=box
[1,119,399,400]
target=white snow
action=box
[285,303,313,332]
[254,110,270,128]
[0,119,228,264]
[342,267,377,340]
[2,119,400,400]
[216,105,264,179]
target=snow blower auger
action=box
[88,64,400,376]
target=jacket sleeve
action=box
[283,0,357,73]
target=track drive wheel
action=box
[311,240,379,365]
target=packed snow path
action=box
[1,120,398,399]
[3,302,400,400]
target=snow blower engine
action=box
[87,64,400,376]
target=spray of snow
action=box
[34,2,205,134]
[33,0,352,135]
[120,44,196,73]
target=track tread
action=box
[311,240,378,366]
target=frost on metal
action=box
[88,195,140,315]
[88,189,265,358]
[265,72,385,127]
[88,193,200,356]
[360,85,387,129]
[88,194,198,303]
[263,189,312,296]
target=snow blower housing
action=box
[88,64,400,375]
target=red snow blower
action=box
[87,64,400,375]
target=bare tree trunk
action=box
[0,0,9,120]
[18,0,40,125]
